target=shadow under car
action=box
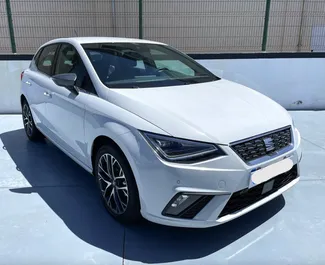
[1,128,285,263]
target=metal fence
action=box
[1,0,325,54]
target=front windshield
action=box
[82,42,220,88]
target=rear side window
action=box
[36,44,58,76]
[33,48,43,65]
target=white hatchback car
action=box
[21,37,302,228]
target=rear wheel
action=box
[94,145,141,224]
[22,101,44,141]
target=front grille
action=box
[231,126,292,163]
[218,165,298,218]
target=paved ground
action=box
[0,112,325,265]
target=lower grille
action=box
[219,165,298,218]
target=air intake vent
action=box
[219,165,298,218]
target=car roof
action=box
[41,37,166,48]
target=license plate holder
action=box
[262,179,275,194]
[249,157,294,189]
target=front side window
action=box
[36,44,58,76]
[55,44,96,94]
[82,43,219,88]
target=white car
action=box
[20,37,302,228]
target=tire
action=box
[94,145,141,224]
[22,100,44,141]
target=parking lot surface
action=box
[0,112,325,265]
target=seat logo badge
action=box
[263,137,275,152]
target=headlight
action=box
[140,131,226,163]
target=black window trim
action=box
[51,43,62,76]
[33,47,43,66]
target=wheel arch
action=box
[90,133,144,202]
[20,94,27,106]
[90,134,138,178]
[91,136,125,172]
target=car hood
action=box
[109,79,293,144]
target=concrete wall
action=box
[1,57,325,114]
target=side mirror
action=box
[52,73,78,93]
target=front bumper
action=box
[144,176,300,228]
[119,128,302,228]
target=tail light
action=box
[20,71,24,80]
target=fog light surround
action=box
[162,193,214,219]
[171,194,189,208]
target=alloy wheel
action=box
[97,153,129,215]
[22,104,33,137]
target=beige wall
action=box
[143,0,266,52]
[1,0,325,53]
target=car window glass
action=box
[149,48,194,76]
[135,60,145,69]
[154,60,195,76]
[150,49,166,55]
[34,48,42,64]
[82,43,219,88]
[30,48,42,69]
[37,44,58,76]
[55,44,96,94]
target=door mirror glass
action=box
[52,73,77,91]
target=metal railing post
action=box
[297,0,306,51]
[5,0,16,53]
[262,0,271,51]
[139,0,143,39]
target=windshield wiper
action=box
[175,75,213,84]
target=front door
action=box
[46,43,96,164]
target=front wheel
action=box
[22,101,44,141]
[94,145,141,224]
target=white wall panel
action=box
[1,58,325,113]
[0,61,30,113]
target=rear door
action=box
[26,44,59,135]
[46,43,96,164]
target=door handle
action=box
[25,81,32,86]
[43,91,52,98]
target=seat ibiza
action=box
[20,37,302,228]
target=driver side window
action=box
[55,44,96,94]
